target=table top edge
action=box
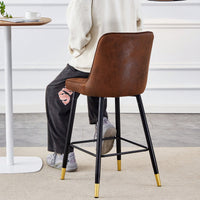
[0,17,52,26]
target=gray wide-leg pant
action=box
[46,64,108,154]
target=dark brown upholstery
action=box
[66,32,154,97]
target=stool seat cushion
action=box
[66,78,88,94]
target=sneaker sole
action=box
[101,127,116,155]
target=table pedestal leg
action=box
[4,26,14,166]
[0,26,43,174]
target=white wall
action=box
[0,0,200,113]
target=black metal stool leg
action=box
[61,92,78,180]
[115,97,122,171]
[94,97,104,198]
[136,95,161,187]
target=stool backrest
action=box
[85,32,154,97]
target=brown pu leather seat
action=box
[65,32,153,97]
[61,32,161,198]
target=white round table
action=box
[0,17,51,173]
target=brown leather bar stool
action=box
[60,32,161,198]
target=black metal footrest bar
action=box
[71,144,97,157]
[71,136,116,145]
[70,137,148,158]
[120,137,147,149]
[101,148,148,157]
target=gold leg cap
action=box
[94,184,100,198]
[61,168,66,180]
[155,174,161,187]
[117,160,121,171]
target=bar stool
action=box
[60,32,161,198]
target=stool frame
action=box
[61,92,161,198]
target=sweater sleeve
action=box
[67,0,92,57]
[136,0,143,31]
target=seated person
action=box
[46,0,142,171]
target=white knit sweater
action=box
[67,0,142,72]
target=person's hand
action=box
[58,87,73,105]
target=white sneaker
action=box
[95,117,116,155]
[46,152,78,172]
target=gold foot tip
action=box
[155,174,161,187]
[61,168,66,180]
[157,182,162,187]
[94,184,99,198]
[117,160,121,171]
